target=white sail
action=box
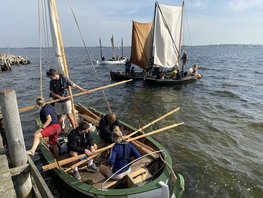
[152,3,183,68]
[48,0,65,74]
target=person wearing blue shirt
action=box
[99,126,141,180]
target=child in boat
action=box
[27,97,61,159]
[67,121,99,180]
[99,126,141,180]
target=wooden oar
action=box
[9,79,133,115]
[64,122,184,172]
[42,107,180,171]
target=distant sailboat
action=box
[96,35,127,65]
[144,1,198,85]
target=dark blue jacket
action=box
[108,142,141,174]
[40,104,58,125]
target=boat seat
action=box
[93,178,118,190]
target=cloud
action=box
[228,0,263,12]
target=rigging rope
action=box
[38,0,43,98]
[67,0,112,113]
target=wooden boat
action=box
[145,73,196,86]
[110,71,145,81]
[97,36,127,65]
[39,104,185,198]
[37,0,185,197]
[143,2,198,85]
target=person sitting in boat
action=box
[27,97,61,159]
[99,126,141,180]
[67,121,99,180]
[46,68,87,129]
[98,112,121,144]
[101,56,105,61]
[188,64,198,76]
[170,68,178,79]
[125,59,131,74]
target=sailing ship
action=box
[96,35,127,65]
[111,2,198,85]
[37,0,185,197]
[110,21,152,81]
[144,1,197,85]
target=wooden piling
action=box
[0,90,33,197]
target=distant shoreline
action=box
[0,44,263,49]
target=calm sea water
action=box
[0,45,262,198]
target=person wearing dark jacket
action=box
[98,112,121,144]
[67,121,98,179]
[99,126,141,180]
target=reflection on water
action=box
[0,45,263,197]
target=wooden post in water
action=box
[0,90,33,197]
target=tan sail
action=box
[130,21,153,69]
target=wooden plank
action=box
[79,114,100,126]
[28,157,54,198]
[77,103,101,120]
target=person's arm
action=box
[72,83,86,92]
[107,147,117,166]
[50,90,63,100]
[68,133,85,154]
[41,115,52,129]
[130,143,141,159]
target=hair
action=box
[78,121,91,131]
[107,113,116,123]
[46,68,57,77]
[36,96,45,107]
[113,126,123,143]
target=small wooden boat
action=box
[39,104,185,198]
[110,71,145,81]
[144,73,196,86]
[96,57,127,65]
[97,36,127,65]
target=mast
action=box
[178,1,184,67]
[121,37,124,58]
[48,0,77,126]
[111,34,115,59]
[99,37,103,60]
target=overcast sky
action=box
[1,0,263,47]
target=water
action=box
[0,45,263,198]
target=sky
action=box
[1,0,263,47]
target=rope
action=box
[67,0,112,113]
[38,0,43,98]
[160,153,177,181]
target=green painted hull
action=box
[39,106,185,197]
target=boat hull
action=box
[145,75,196,86]
[39,105,184,198]
[110,71,145,81]
[97,57,127,65]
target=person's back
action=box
[98,113,120,143]
[109,142,141,174]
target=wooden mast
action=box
[121,37,124,58]
[111,34,115,59]
[49,0,78,127]
[178,1,184,67]
[99,37,103,60]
